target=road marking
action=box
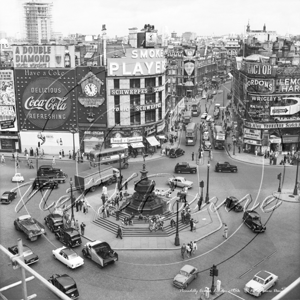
[228,291,246,300]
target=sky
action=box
[0,0,299,39]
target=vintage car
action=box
[215,162,238,173]
[203,141,212,151]
[8,244,39,265]
[225,196,243,212]
[55,227,82,248]
[227,92,232,99]
[48,274,79,300]
[201,113,208,119]
[168,177,193,189]
[1,191,17,204]
[14,215,46,241]
[44,214,64,233]
[243,210,266,233]
[33,177,59,189]
[203,132,210,141]
[174,162,197,174]
[173,265,198,289]
[12,173,24,183]
[52,246,84,269]
[168,148,185,158]
[244,270,278,297]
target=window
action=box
[145,110,156,123]
[145,77,155,88]
[158,91,162,102]
[130,95,140,125]
[158,76,162,86]
[114,95,120,125]
[158,106,162,120]
[145,93,155,104]
[114,79,120,89]
[130,78,140,88]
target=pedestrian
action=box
[102,185,108,196]
[255,149,258,156]
[78,199,83,211]
[69,151,72,159]
[1,154,5,164]
[62,149,65,157]
[36,147,39,156]
[191,152,194,161]
[228,143,231,151]
[83,201,88,214]
[269,156,273,165]
[238,146,241,153]
[181,243,186,259]
[74,220,79,231]
[186,243,191,258]
[75,200,79,212]
[223,223,228,239]
[29,160,33,169]
[106,204,110,217]
[52,156,55,166]
[170,218,176,228]
[80,222,86,236]
[115,192,120,208]
[197,197,202,211]
[181,210,185,223]
[59,150,62,159]
[192,241,197,254]
[116,225,123,239]
[102,206,107,219]
[190,218,194,231]
[101,193,106,206]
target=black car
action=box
[55,228,82,248]
[174,162,197,174]
[48,274,79,300]
[215,162,238,173]
[169,148,185,158]
[1,191,17,204]
[243,210,266,233]
[8,244,39,265]
[44,214,64,233]
[225,196,243,212]
[37,165,67,183]
[33,177,59,189]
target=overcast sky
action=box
[1,0,299,38]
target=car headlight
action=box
[41,229,45,233]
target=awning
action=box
[157,135,166,140]
[146,136,160,146]
[111,144,128,148]
[269,138,281,144]
[131,142,144,148]
[84,52,95,59]
[243,139,262,146]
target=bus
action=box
[183,110,192,124]
[186,98,201,117]
[213,125,225,150]
[213,103,220,119]
[89,147,129,169]
[186,122,197,146]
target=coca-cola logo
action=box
[22,77,71,129]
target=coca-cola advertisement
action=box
[15,69,77,131]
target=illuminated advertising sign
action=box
[76,66,107,125]
[245,121,300,129]
[241,62,274,76]
[0,70,18,131]
[107,48,166,76]
[15,69,76,131]
[184,61,195,76]
[12,45,75,68]
[245,78,275,93]
[145,32,157,48]
[110,85,164,95]
[276,78,300,93]
[270,96,300,116]
[243,128,261,140]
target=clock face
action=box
[84,83,97,97]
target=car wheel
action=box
[234,169,237,173]
[259,292,263,297]
[218,169,222,173]
[183,284,187,289]
[192,170,196,174]
[178,170,181,174]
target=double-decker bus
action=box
[213,125,225,150]
[183,110,192,124]
[186,122,197,146]
[89,147,129,169]
[186,98,201,117]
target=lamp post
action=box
[222,84,225,107]
[205,162,210,203]
[198,180,204,210]
[69,125,78,160]
[293,151,300,196]
[69,178,75,226]
[233,140,236,155]
[118,153,122,190]
[174,193,181,246]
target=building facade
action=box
[106,48,166,150]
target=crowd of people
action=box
[181,241,197,259]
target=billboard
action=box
[107,48,166,76]
[12,45,75,68]
[15,68,77,131]
[76,66,107,125]
[240,62,275,76]
[0,70,18,131]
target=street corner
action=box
[273,191,299,202]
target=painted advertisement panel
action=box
[0,70,18,131]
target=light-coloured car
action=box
[244,270,278,297]
[206,115,213,122]
[173,265,198,289]
[201,113,208,119]
[168,177,193,189]
[52,246,84,269]
[212,90,217,95]
[12,173,24,183]
[203,132,209,141]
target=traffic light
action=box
[210,267,214,276]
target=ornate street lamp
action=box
[205,162,210,203]
[69,178,75,226]
[69,125,78,160]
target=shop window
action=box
[130,78,140,88]
[158,91,162,102]
[145,93,155,105]
[114,95,120,125]
[145,110,156,123]
[145,77,156,88]
[130,95,141,125]
[114,79,120,89]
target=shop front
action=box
[0,133,19,152]
[80,130,105,153]
[243,138,262,154]
[281,135,300,153]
